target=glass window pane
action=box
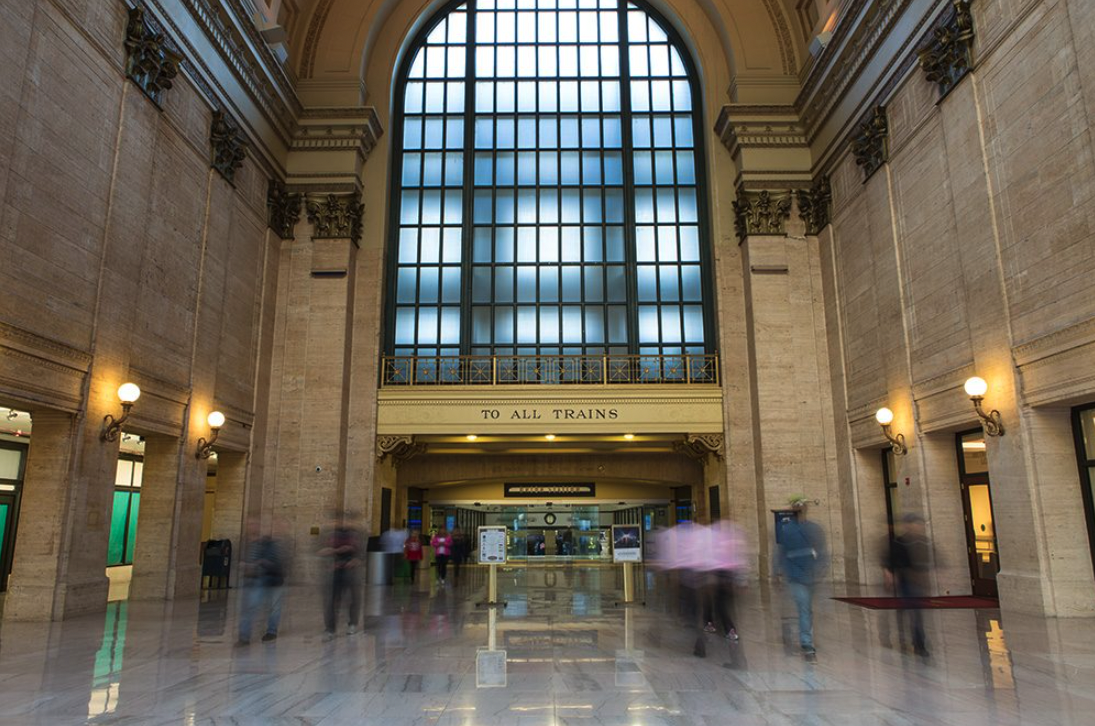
[397,269,417,303]
[495,307,514,342]
[399,229,418,263]
[495,267,515,302]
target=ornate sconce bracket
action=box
[881,424,908,456]
[307,192,365,245]
[971,397,1005,437]
[732,186,792,243]
[377,435,427,467]
[210,110,248,185]
[795,176,832,236]
[124,6,183,107]
[918,1,975,99]
[851,106,889,181]
[267,180,302,239]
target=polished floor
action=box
[0,566,1092,725]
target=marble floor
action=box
[0,566,1092,725]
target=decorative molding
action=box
[210,110,248,184]
[759,0,799,75]
[124,6,183,107]
[851,106,889,181]
[918,0,975,99]
[732,186,793,242]
[1013,317,1095,368]
[306,192,364,244]
[796,176,832,235]
[291,107,384,162]
[674,433,724,464]
[376,435,427,467]
[300,0,337,79]
[267,179,302,239]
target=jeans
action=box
[238,582,284,641]
[435,554,449,580]
[788,581,814,650]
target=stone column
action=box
[129,434,203,600]
[209,450,248,585]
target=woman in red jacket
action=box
[403,530,424,581]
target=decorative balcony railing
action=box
[381,353,720,387]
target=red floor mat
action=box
[834,595,1000,610]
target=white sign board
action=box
[478,526,507,565]
[476,649,507,688]
[612,525,642,563]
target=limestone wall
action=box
[823,0,1095,615]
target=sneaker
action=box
[347,625,358,635]
[801,645,816,657]
[726,628,739,641]
[322,631,335,642]
[703,622,717,633]
[261,633,277,642]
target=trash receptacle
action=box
[202,539,232,589]
[366,536,393,585]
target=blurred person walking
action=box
[884,513,932,657]
[319,512,363,640]
[431,528,454,585]
[451,527,468,581]
[778,501,827,660]
[403,529,425,581]
[237,518,289,645]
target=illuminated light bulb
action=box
[207,411,226,429]
[544,434,556,441]
[466,434,478,441]
[964,376,988,398]
[117,382,141,404]
[875,407,894,426]
[623,433,635,440]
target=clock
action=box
[544,512,557,525]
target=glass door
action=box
[1072,404,1095,579]
[958,431,1000,598]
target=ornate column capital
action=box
[124,6,183,107]
[306,191,364,245]
[795,177,832,236]
[918,0,975,99]
[732,186,793,243]
[675,433,725,465]
[851,106,889,182]
[210,110,248,185]
[267,180,301,239]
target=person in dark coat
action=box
[778,502,827,659]
[884,513,932,657]
[237,517,290,645]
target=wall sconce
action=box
[875,407,907,455]
[964,376,1004,437]
[195,410,226,459]
[101,383,141,442]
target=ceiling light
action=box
[623,433,635,440]
[544,434,556,441]
[466,434,478,441]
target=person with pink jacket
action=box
[431,528,454,585]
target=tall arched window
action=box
[386,0,714,379]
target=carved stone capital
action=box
[376,435,426,467]
[306,192,364,244]
[918,0,975,99]
[210,110,248,185]
[674,433,724,464]
[851,106,889,181]
[267,180,302,239]
[124,6,182,107]
[795,177,832,236]
[732,186,792,242]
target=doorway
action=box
[0,440,27,592]
[957,430,1000,598]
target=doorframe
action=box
[1071,403,1095,581]
[0,439,28,592]
[955,429,1000,598]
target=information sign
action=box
[478,526,507,565]
[611,524,642,563]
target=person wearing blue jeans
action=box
[778,503,827,658]
[237,525,289,645]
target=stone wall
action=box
[0,0,276,619]
[822,0,1095,615]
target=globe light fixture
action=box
[875,407,906,455]
[964,376,1004,437]
[101,382,141,442]
[196,410,225,459]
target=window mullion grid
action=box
[459,5,478,359]
[616,1,640,359]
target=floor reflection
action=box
[87,601,128,720]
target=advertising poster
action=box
[611,524,642,563]
[478,526,507,565]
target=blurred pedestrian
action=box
[237,517,289,645]
[318,512,363,640]
[431,528,453,585]
[380,522,408,553]
[403,529,425,581]
[778,500,827,660]
[884,513,931,657]
[703,520,746,641]
[451,526,468,581]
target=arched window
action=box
[385,0,714,380]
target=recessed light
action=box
[623,433,635,440]
[466,434,478,441]
[544,434,556,441]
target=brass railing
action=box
[381,353,719,386]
